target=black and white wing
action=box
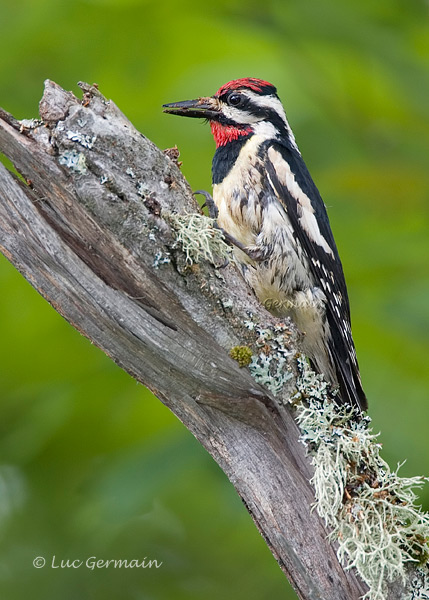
[265,141,367,411]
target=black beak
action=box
[162,96,219,120]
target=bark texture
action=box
[0,80,409,599]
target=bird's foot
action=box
[217,230,266,263]
[194,190,218,219]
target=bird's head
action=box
[163,78,292,148]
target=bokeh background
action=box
[0,1,428,598]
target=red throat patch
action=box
[210,121,252,147]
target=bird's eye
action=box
[228,94,243,107]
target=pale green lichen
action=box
[220,298,234,310]
[294,356,429,600]
[136,181,148,198]
[246,322,293,396]
[167,212,232,266]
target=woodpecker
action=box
[163,78,367,412]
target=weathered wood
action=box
[0,80,372,599]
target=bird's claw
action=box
[194,190,218,219]
[218,229,266,262]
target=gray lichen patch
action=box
[66,130,97,149]
[295,356,429,600]
[19,118,43,131]
[246,322,293,396]
[58,150,87,174]
[152,250,171,269]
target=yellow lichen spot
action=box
[229,346,253,368]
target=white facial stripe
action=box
[268,147,334,258]
[222,105,259,124]
[243,91,287,123]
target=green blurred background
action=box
[0,0,428,598]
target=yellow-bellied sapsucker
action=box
[164,78,367,412]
